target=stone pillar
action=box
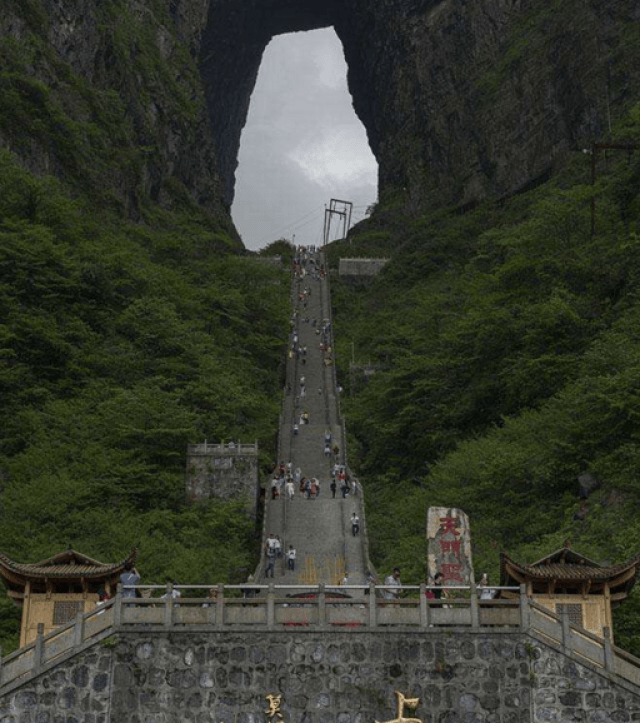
[603,627,615,673]
[34,623,44,672]
[419,583,430,628]
[561,606,571,654]
[368,583,377,628]
[519,584,530,630]
[113,586,122,628]
[73,612,85,646]
[470,583,479,629]
[267,584,275,629]
[216,584,225,628]
[318,584,326,628]
[164,583,173,628]
[427,507,475,587]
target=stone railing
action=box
[187,441,258,455]
[0,601,116,693]
[3,583,640,694]
[526,601,640,686]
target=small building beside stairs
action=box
[500,545,640,641]
[0,548,136,647]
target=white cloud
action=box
[232,28,378,250]
[290,126,378,186]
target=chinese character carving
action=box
[375,691,422,723]
[265,694,284,722]
[441,563,464,582]
[439,517,460,536]
[439,540,461,555]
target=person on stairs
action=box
[351,512,360,536]
[287,545,296,571]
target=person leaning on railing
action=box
[425,572,449,607]
[383,568,402,602]
[120,561,140,603]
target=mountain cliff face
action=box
[2,0,640,223]
[1,0,226,223]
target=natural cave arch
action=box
[199,0,379,208]
[198,0,621,214]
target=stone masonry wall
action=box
[2,630,640,722]
[338,259,389,278]
[186,444,259,517]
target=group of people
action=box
[329,464,357,498]
[265,533,296,577]
[377,568,498,603]
[292,247,325,281]
[269,461,328,501]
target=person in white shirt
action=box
[383,568,402,601]
[286,546,296,571]
[478,573,496,600]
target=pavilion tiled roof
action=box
[500,547,640,589]
[0,549,136,581]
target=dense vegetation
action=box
[0,150,290,652]
[0,0,295,654]
[2,0,640,663]
[329,102,640,655]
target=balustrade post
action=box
[207,588,217,625]
[216,584,225,628]
[470,582,479,629]
[419,584,430,628]
[114,584,123,628]
[368,583,377,628]
[519,584,530,631]
[164,583,173,627]
[34,623,45,673]
[267,583,275,629]
[73,611,85,646]
[318,584,326,628]
[603,627,615,673]
[561,606,571,653]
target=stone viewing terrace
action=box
[338,258,389,278]
[187,441,258,455]
[3,583,640,697]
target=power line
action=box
[263,204,325,240]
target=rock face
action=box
[201,0,640,211]
[2,0,640,222]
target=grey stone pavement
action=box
[262,251,367,592]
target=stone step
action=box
[261,251,367,589]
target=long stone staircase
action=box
[258,249,370,589]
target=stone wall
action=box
[3,629,640,722]
[186,442,259,517]
[338,259,389,278]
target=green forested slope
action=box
[0,151,290,652]
[329,104,640,654]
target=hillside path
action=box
[260,250,368,591]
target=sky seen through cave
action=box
[231,29,378,251]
